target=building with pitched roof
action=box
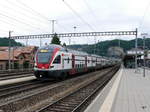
[0,46,37,70]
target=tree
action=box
[0,38,22,46]
[51,33,61,45]
[62,43,67,47]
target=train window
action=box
[53,55,61,64]
[37,52,52,63]
[0,65,2,70]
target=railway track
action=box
[0,80,45,98]
[0,79,57,105]
[0,65,120,112]
[37,66,119,112]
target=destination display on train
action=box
[40,49,48,53]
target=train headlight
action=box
[34,63,37,67]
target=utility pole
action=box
[118,38,120,47]
[141,33,148,77]
[94,36,96,54]
[40,38,42,47]
[49,20,57,45]
[98,40,100,55]
[8,31,13,71]
[26,38,28,46]
[135,28,138,72]
[50,20,57,34]
[12,46,14,70]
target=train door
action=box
[85,56,88,71]
[85,56,87,67]
[52,55,62,70]
[72,55,75,68]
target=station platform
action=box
[0,76,36,86]
[85,67,150,112]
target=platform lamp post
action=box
[141,33,148,77]
[135,28,138,72]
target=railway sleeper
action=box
[63,99,82,102]
[59,102,81,106]
[57,102,79,106]
[51,105,75,110]
[44,108,71,112]
[52,103,77,107]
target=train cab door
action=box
[52,55,62,70]
[85,56,87,67]
[72,55,75,68]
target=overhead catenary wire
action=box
[0,8,49,32]
[15,0,49,21]
[0,2,50,27]
[82,0,100,31]
[0,12,50,33]
[0,29,8,33]
[0,18,40,33]
[138,1,150,30]
[5,0,49,22]
[4,0,51,33]
[62,0,96,31]
[11,0,72,33]
[16,0,76,33]
[56,22,72,32]
[82,0,101,50]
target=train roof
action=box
[39,44,88,55]
[39,44,66,51]
[39,44,106,57]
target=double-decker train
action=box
[34,44,118,79]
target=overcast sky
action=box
[0,0,150,46]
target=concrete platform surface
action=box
[0,76,36,86]
[85,68,150,112]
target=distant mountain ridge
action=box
[0,38,22,46]
[67,38,150,56]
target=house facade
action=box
[0,46,38,70]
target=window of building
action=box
[53,55,61,64]
[0,65,3,70]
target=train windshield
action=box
[37,52,53,63]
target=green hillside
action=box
[68,38,150,56]
[0,38,22,46]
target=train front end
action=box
[34,45,60,79]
